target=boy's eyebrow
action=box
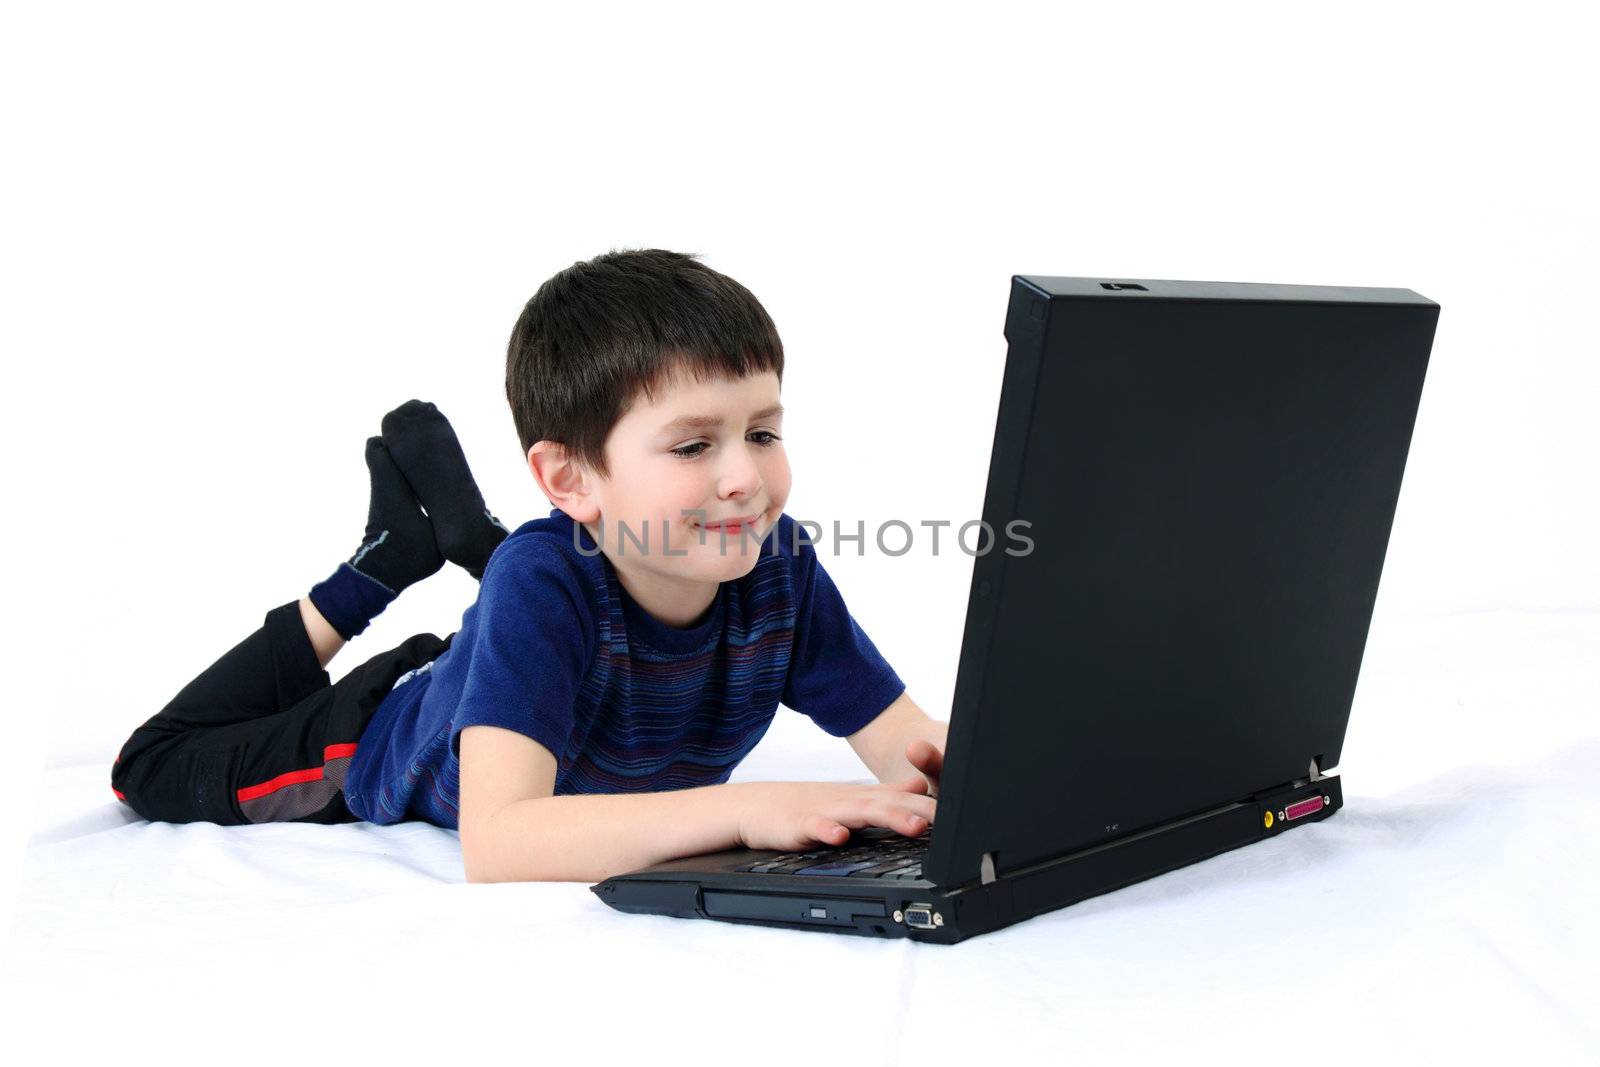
[658,404,784,435]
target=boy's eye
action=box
[670,431,781,459]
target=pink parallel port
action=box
[1284,796,1326,821]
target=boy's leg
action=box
[112,420,445,819]
[111,598,332,821]
[226,628,451,824]
[298,596,346,669]
[113,621,450,825]
[110,401,504,823]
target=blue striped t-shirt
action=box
[341,509,906,829]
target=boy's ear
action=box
[527,441,601,523]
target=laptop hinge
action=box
[1289,757,1327,790]
[951,795,1255,895]
[957,767,1338,893]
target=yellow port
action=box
[1263,810,1274,829]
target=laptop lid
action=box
[922,276,1439,889]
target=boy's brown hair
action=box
[506,249,785,477]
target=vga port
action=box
[1284,796,1326,822]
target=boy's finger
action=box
[807,815,849,845]
[906,740,944,773]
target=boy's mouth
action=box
[695,511,764,535]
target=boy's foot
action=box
[380,399,510,580]
[308,437,444,639]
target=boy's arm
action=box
[457,725,747,883]
[846,692,949,796]
[457,726,939,882]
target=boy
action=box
[111,249,948,883]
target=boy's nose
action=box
[717,446,762,499]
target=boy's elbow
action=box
[463,841,525,884]
[457,725,560,882]
[460,813,510,883]
[460,804,552,883]
[460,838,490,883]
[461,843,494,884]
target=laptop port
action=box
[1284,796,1326,822]
[902,905,938,929]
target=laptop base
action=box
[592,775,1342,944]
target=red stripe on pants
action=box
[236,743,360,803]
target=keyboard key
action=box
[846,859,920,877]
[792,860,881,877]
[738,835,930,875]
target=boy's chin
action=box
[683,542,765,581]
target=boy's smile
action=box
[538,368,791,629]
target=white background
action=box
[3,1,1596,1062]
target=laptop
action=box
[591,275,1440,943]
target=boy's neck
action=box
[583,521,720,629]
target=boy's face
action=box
[581,368,791,589]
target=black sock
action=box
[308,437,444,639]
[381,399,509,580]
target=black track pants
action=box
[110,600,449,824]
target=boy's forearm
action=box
[465,782,749,884]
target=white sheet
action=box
[5,611,1598,1064]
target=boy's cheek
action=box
[764,460,793,513]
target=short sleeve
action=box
[781,539,906,737]
[448,538,596,764]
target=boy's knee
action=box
[110,751,160,821]
[109,738,240,825]
[110,732,145,798]
[110,743,158,819]
[110,754,129,804]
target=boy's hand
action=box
[734,779,936,853]
[905,738,943,799]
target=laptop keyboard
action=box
[736,827,930,879]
